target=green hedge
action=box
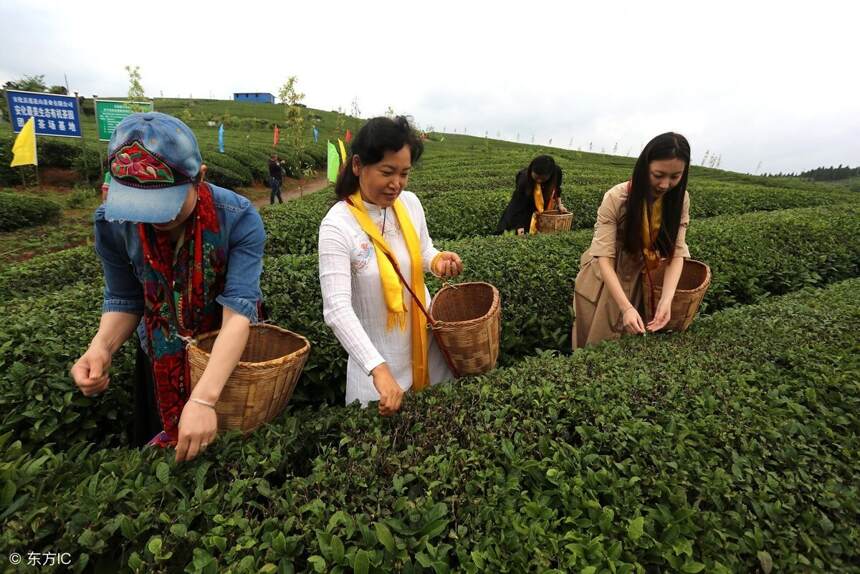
[0,281,135,452]
[205,165,247,190]
[261,203,860,404]
[37,139,81,168]
[71,145,104,184]
[1,280,858,572]
[201,149,253,185]
[0,138,18,186]
[262,182,850,257]
[0,192,62,231]
[3,204,857,452]
[222,147,269,182]
[0,245,99,299]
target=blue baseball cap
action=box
[105,112,203,223]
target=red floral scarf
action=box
[139,182,227,446]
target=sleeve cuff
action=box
[102,299,144,315]
[363,356,386,376]
[589,247,616,258]
[216,294,260,323]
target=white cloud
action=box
[1,0,857,173]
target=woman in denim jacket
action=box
[70,112,265,463]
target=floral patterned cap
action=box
[105,112,202,223]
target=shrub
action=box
[205,165,246,190]
[263,182,849,257]
[201,151,253,186]
[0,192,61,231]
[0,138,21,186]
[3,204,857,448]
[1,280,858,572]
[71,145,104,184]
[0,245,100,299]
[262,203,860,403]
[36,139,80,169]
[65,186,100,209]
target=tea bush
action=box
[0,192,61,231]
[1,280,857,572]
[2,204,857,454]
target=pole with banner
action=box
[10,117,38,186]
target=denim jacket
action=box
[94,184,266,350]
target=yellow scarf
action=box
[529,182,547,235]
[345,191,430,391]
[641,195,664,272]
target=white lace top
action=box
[318,191,452,406]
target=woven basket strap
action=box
[376,246,462,379]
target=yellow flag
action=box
[337,138,347,164]
[10,117,38,167]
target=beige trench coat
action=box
[572,182,690,349]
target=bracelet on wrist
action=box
[430,252,445,276]
[189,397,217,409]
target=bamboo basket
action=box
[537,210,573,233]
[429,282,501,376]
[643,259,711,332]
[188,324,310,433]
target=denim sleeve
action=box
[216,206,265,323]
[94,212,144,316]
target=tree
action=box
[3,75,66,95]
[278,76,308,174]
[125,65,149,112]
[350,96,361,118]
[3,74,48,92]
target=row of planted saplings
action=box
[190,254,710,434]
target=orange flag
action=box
[273,125,280,146]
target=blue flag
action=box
[313,126,319,144]
[218,123,225,153]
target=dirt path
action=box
[249,175,330,209]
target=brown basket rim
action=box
[188,323,311,369]
[538,210,573,219]
[429,281,501,330]
[671,260,712,295]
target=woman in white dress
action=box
[318,116,463,415]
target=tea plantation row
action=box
[1,280,857,572]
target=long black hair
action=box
[334,116,424,200]
[622,132,691,257]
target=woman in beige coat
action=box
[573,132,692,348]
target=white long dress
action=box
[318,191,453,406]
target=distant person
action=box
[496,155,565,234]
[71,112,266,463]
[573,132,692,348]
[268,154,284,204]
[101,170,111,202]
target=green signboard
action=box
[94,99,154,141]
